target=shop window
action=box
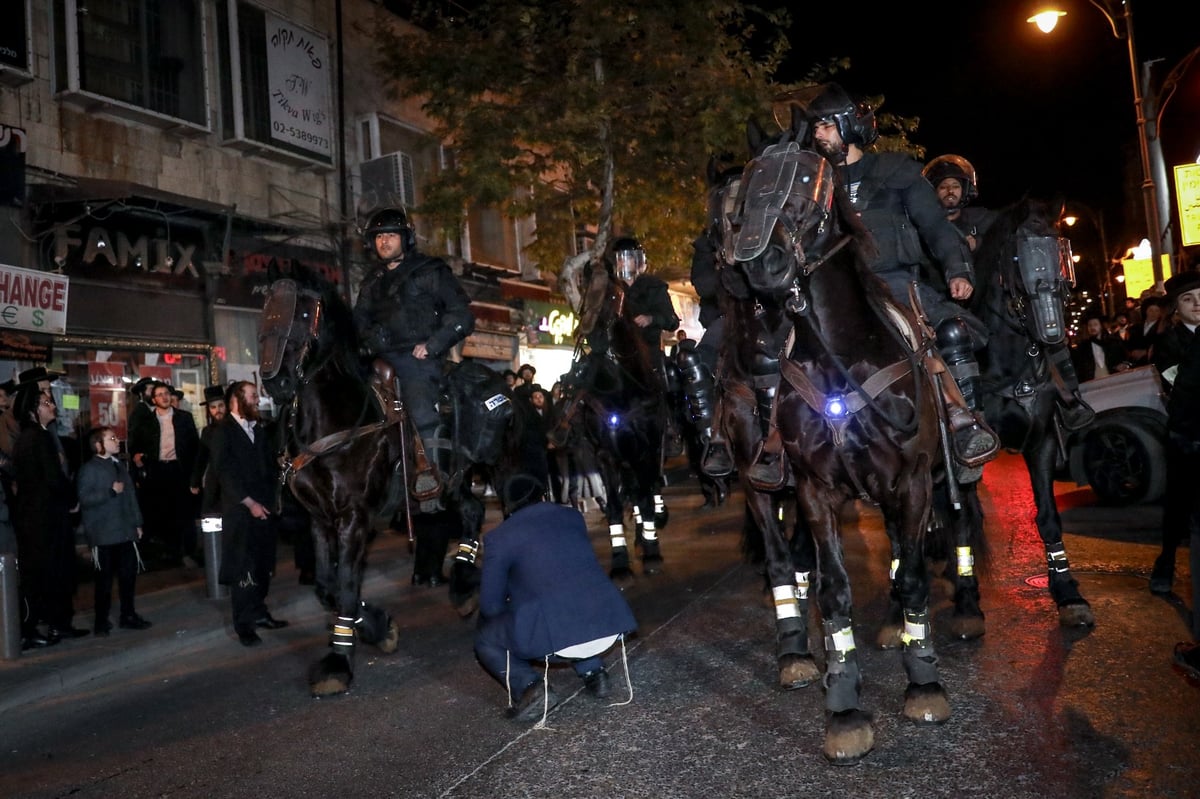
[217,0,333,167]
[214,306,261,385]
[0,0,34,86]
[53,0,208,128]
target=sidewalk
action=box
[0,531,417,716]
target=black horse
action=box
[560,268,669,580]
[727,116,967,763]
[962,198,1095,628]
[258,271,521,697]
[701,159,820,690]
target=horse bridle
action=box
[268,286,397,480]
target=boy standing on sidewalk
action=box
[78,427,151,636]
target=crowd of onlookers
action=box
[0,372,222,651]
[1068,294,1171,382]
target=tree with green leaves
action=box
[378,0,800,301]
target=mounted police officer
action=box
[923,155,997,254]
[807,84,998,481]
[549,237,678,451]
[926,153,1094,432]
[612,237,680,354]
[353,207,475,494]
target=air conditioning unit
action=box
[360,151,415,206]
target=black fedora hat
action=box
[1165,270,1200,302]
[17,366,65,386]
[200,385,225,405]
[130,376,156,395]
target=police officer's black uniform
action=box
[353,209,475,452]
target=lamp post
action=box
[1028,0,1170,288]
[1062,204,1115,315]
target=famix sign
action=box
[50,221,204,278]
[0,262,69,334]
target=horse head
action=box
[727,112,838,298]
[258,277,325,404]
[975,198,1076,347]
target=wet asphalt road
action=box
[0,452,1195,798]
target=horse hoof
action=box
[1058,601,1095,628]
[376,620,401,654]
[903,682,950,725]
[823,709,874,765]
[876,624,903,650]
[453,594,479,619]
[610,567,635,587]
[641,556,664,575]
[309,653,353,698]
[779,654,820,690]
[947,614,986,640]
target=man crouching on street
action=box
[475,474,637,722]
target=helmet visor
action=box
[614,250,645,284]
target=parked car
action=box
[1059,365,1168,506]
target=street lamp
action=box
[1028,1,1169,288]
[1062,204,1116,315]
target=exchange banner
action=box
[0,262,69,334]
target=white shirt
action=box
[156,408,177,461]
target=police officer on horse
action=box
[924,153,1094,432]
[806,84,999,481]
[353,207,475,494]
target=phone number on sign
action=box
[272,121,329,151]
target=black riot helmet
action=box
[923,155,978,204]
[362,207,416,260]
[609,236,647,285]
[805,83,878,147]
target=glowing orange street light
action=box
[1028,1,1168,287]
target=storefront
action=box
[517,299,579,388]
[20,182,340,447]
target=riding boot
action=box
[1047,344,1096,431]
[748,384,787,491]
[939,369,999,482]
[700,411,734,478]
[934,318,999,482]
[411,422,444,503]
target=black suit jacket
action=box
[128,407,199,472]
[210,415,278,583]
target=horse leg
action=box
[758,491,817,689]
[448,489,485,617]
[803,486,872,765]
[876,539,904,650]
[309,507,375,697]
[945,481,987,640]
[892,475,952,727]
[635,462,664,575]
[1025,432,1094,627]
[601,459,633,582]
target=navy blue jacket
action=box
[478,502,636,660]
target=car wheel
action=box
[1081,420,1166,506]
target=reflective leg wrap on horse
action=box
[1045,542,1087,607]
[331,615,357,652]
[822,618,862,712]
[899,608,940,686]
[774,585,809,658]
